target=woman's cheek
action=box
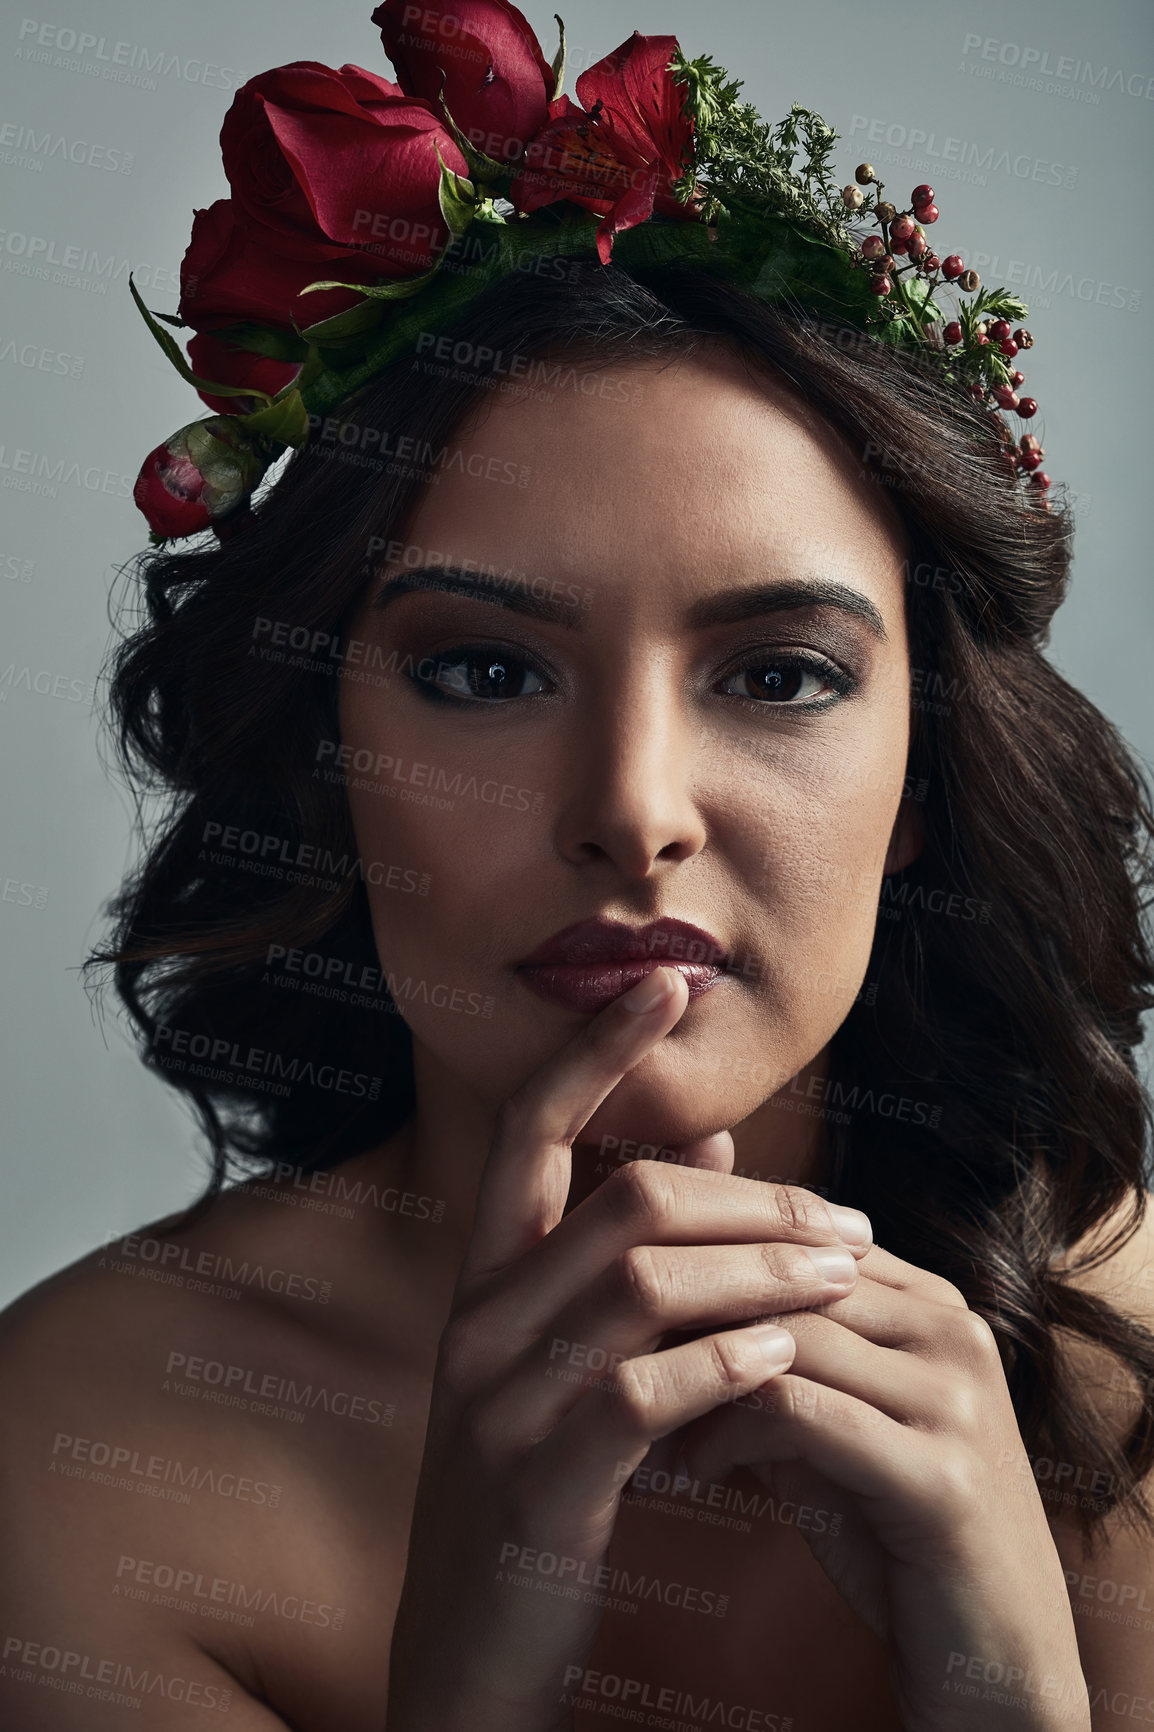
[745,768,901,1012]
[347,775,506,960]
[339,773,558,1089]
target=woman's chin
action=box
[571,1070,757,1163]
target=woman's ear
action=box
[883,793,926,875]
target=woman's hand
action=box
[675,1246,1093,1732]
[385,965,876,1732]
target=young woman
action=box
[3,13,1154,1732]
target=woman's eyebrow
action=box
[686,579,888,641]
[371,565,887,641]
[371,567,581,627]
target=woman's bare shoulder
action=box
[1052,1191,1154,1344]
[1,1169,366,1391]
[0,1148,433,1517]
[0,1132,438,1372]
[0,1158,428,1729]
[1045,1192,1154,1432]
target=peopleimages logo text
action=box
[15,20,243,90]
[154,1024,383,1100]
[961,34,1154,99]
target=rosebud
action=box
[134,432,212,541]
[133,419,270,543]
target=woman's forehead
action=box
[398,350,910,602]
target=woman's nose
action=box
[550,670,709,879]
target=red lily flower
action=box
[510,32,698,264]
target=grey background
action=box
[1,0,1151,1307]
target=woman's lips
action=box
[514,917,731,1014]
[515,959,723,1015]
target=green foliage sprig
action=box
[669,50,848,248]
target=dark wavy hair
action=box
[89,258,1154,1545]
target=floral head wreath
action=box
[131,0,1052,545]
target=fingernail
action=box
[806,1245,858,1286]
[828,1204,873,1247]
[621,966,676,1013]
[745,1324,795,1370]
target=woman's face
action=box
[338,344,920,1154]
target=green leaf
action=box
[435,141,480,238]
[610,219,702,270]
[473,198,508,225]
[206,321,310,363]
[888,272,946,330]
[299,264,441,303]
[746,218,875,324]
[983,349,1012,388]
[289,346,330,397]
[295,297,390,344]
[237,387,310,447]
[434,79,510,189]
[982,292,1030,321]
[295,213,604,420]
[550,13,567,99]
[128,274,277,406]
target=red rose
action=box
[372,0,554,164]
[186,330,301,417]
[510,33,697,264]
[179,199,400,335]
[218,60,468,273]
[134,435,213,541]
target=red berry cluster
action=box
[843,167,960,300]
[841,167,1050,501]
[1006,432,1049,490]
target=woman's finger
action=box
[481,1239,862,1441]
[845,1241,969,1310]
[677,1370,943,1520]
[723,1304,964,1429]
[473,1165,874,1352]
[777,1271,982,1352]
[461,965,690,1284]
[520,1321,799,1513]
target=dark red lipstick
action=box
[515,917,729,1014]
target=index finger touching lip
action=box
[462,966,691,1281]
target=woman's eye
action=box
[406,645,851,709]
[719,656,847,706]
[411,644,548,704]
